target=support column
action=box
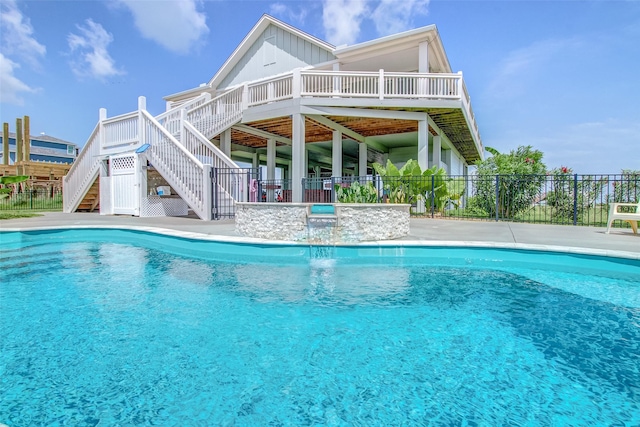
[15,118,23,164]
[332,130,342,177]
[291,113,305,202]
[431,135,441,169]
[267,138,276,202]
[23,116,30,162]
[418,119,429,172]
[2,123,9,165]
[358,142,367,177]
[251,152,259,170]
[221,129,231,158]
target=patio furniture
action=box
[606,202,639,234]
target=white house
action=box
[63,14,483,220]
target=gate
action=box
[212,167,260,219]
[110,154,139,215]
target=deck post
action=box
[432,135,441,169]
[378,69,384,100]
[292,69,301,98]
[291,113,305,203]
[221,129,231,158]
[332,130,342,178]
[358,142,367,177]
[2,123,9,165]
[267,138,276,202]
[418,117,429,172]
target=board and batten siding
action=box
[218,24,335,89]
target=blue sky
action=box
[1,0,638,173]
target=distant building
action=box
[0,132,77,164]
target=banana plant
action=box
[0,175,29,199]
[372,159,450,207]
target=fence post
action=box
[495,175,500,221]
[430,175,435,218]
[573,173,578,226]
[30,189,33,209]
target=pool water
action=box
[1,230,639,425]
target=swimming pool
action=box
[1,229,639,425]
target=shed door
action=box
[110,154,139,215]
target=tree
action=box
[612,169,640,203]
[473,146,547,219]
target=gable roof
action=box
[207,14,335,90]
[333,24,452,73]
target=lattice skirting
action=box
[141,196,188,217]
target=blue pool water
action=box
[1,229,639,426]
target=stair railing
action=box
[62,122,102,213]
[140,110,212,220]
[156,92,211,138]
[186,86,244,139]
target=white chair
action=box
[606,202,639,234]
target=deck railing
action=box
[243,69,481,151]
[102,111,139,150]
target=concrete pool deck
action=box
[1,212,638,259]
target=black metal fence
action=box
[0,188,63,211]
[301,173,639,227]
[212,167,260,219]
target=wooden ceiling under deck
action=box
[222,107,480,162]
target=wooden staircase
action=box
[76,179,99,212]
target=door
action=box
[110,154,139,215]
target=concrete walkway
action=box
[1,212,638,259]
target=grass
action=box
[0,211,43,220]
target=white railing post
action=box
[292,68,301,98]
[180,108,187,146]
[203,164,213,220]
[457,71,463,98]
[99,108,107,154]
[242,84,249,110]
[378,69,385,100]
[138,96,146,147]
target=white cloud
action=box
[68,19,124,80]
[321,0,431,46]
[0,53,39,105]
[116,0,209,54]
[0,0,46,68]
[370,0,429,36]
[269,2,309,26]
[322,0,369,46]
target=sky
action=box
[1,0,639,174]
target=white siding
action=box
[219,24,335,89]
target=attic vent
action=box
[264,35,276,66]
